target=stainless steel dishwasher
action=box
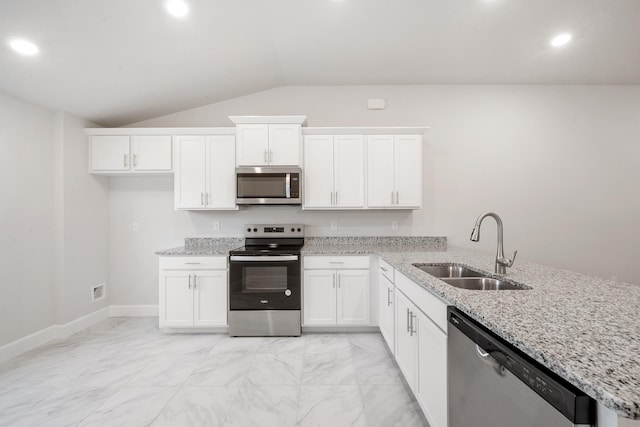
[448,308,595,427]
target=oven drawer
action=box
[159,256,227,270]
[303,255,370,269]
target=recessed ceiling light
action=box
[550,33,572,47]
[9,39,39,56]
[166,0,188,17]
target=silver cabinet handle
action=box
[264,149,268,163]
[329,261,344,264]
[387,288,392,306]
[335,191,338,205]
[200,192,204,206]
[184,262,201,265]
[188,274,192,289]
[333,273,336,289]
[330,191,334,206]
[133,154,137,168]
[205,192,209,206]
[269,149,273,164]
[391,191,394,205]
[396,191,400,205]
[410,312,417,336]
[124,154,128,168]
[193,273,197,289]
[406,308,411,333]
[338,274,341,288]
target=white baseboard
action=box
[109,305,159,317]
[0,307,110,364]
[302,326,380,333]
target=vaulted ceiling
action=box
[1,0,639,126]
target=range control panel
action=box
[243,224,305,238]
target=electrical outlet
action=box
[330,221,338,231]
[132,222,140,232]
[213,221,220,231]
[391,221,399,230]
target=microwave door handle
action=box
[285,173,291,198]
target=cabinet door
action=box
[394,135,422,208]
[193,270,228,326]
[236,124,269,166]
[337,270,370,325]
[394,290,417,390]
[91,135,130,171]
[269,124,300,165]
[366,135,395,207]
[416,310,448,427]
[132,135,172,171]
[303,135,335,209]
[159,272,194,327]
[378,273,395,354]
[334,135,365,208]
[206,135,237,209]
[174,136,207,209]
[303,270,337,325]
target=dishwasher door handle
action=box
[476,345,506,376]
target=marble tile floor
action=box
[0,318,427,427]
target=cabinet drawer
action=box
[159,256,227,270]
[304,255,370,269]
[379,258,395,282]
[395,271,447,333]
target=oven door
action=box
[229,255,301,310]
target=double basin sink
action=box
[412,263,530,291]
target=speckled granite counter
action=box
[157,236,640,419]
[155,238,243,256]
[382,249,640,420]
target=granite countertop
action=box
[379,249,640,420]
[157,236,640,419]
[156,238,243,256]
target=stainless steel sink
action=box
[440,277,530,290]
[412,263,484,278]
[412,262,530,290]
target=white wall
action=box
[54,112,110,324]
[111,85,640,306]
[0,92,56,346]
[0,91,110,348]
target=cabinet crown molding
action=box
[303,127,429,135]
[85,127,236,136]
[229,115,307,125]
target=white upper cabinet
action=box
[131,136,172,171]
[236,123,301,166]
[90,135,131,172]
[303,135,365,209]
[367,135,422,209]
[269,124,302,165]
[174,135,237,210]
[89,135,172,174]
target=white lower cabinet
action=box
[416,309,448,427]
[378,260,395,354]
[390,266,449,427]
[303,256,370,326]
[159,257,228,328]
[395,289,418,389]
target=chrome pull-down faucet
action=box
[470,212,518,274]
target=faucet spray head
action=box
[470,225,480,242]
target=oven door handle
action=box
[230,255,299,262]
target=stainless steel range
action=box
[228,224,304,337]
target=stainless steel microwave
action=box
[236,167,302,205]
